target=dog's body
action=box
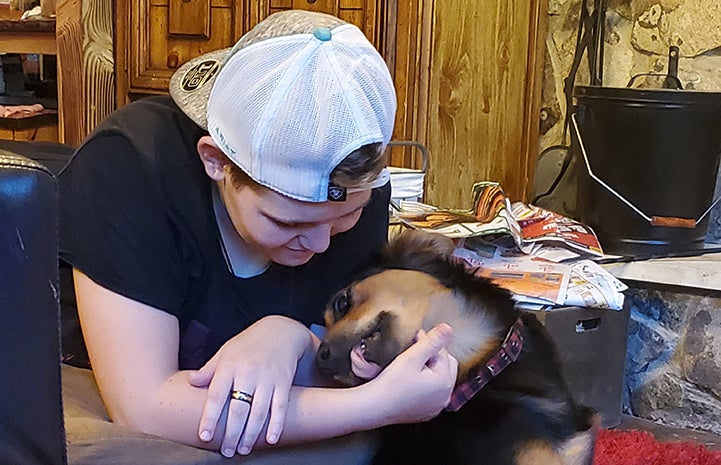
[315,231,597,465]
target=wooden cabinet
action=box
[1,3,115,147]
[115,0,380,104]
[0,16,60,142]
[115,0,545,208]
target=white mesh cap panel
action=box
[205,21,396,202]
[207,39,310,177]
[256,50,358,201]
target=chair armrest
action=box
[0,150,66,465]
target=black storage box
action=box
[526,305,630,428]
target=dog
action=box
[315,230,597,465]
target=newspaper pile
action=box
[392,181,627,310]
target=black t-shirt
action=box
[59,96,390,369]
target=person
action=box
[58,9,458,462]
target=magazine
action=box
[454,244,627,309]
[394,181,604,259]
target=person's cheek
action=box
[241,217,289,250]
[259,225,296,249]
[331,210,363,235]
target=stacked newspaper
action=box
[392,181,627,310]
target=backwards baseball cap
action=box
[169,10,396,202]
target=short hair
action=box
[227,143,386,194]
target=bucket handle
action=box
[571,113,721,228]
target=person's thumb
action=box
[187,355,217,387]
[404,323,454,365]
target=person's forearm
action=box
[120,370,383,451]
[112,321,455,453]
[278,383,387,444]
[116,327,381,451]
[120,370,227,450]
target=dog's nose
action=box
[317,342,331,361]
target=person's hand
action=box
[369,323,458,425]
[187,315,311,457]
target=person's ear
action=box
[197,136,230,181]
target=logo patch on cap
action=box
[181,60,220,92]
[328,184,347,202]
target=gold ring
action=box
[230,390,253,404]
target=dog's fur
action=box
[315,231,597,465]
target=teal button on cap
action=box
[313,27,332,41]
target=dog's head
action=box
[315,230,516,386]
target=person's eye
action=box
[332,289,352,318]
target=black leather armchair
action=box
[0,149,66,465]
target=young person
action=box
[59,9,457,462]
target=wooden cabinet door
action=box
[115,0,380,104]
[115,0,243,103]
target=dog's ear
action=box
[383,230,455,270]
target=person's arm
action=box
[75,269,457,458]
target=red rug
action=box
[594,428,721,465]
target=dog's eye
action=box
[332,289,352,318]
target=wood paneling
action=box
[383,0,545,208]
[57,0,115,146]
[422,0,545,208]
[56,0,83,145]
[381,0,432,172]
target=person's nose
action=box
[299,223,332,254]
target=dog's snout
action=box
[317,342,331,361]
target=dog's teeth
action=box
[360,339,366,352]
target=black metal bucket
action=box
[572,85,721,256]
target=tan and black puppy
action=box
[316,230,597,465]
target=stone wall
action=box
[541,0,721,242]
[624,286,721,435]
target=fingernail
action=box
[425,325,452,346]
[199,430,211,442]
[435,323,453,338]
[239,446,251,455]
[267,433,278,444]
[223,448,234,457]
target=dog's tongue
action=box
[350,343,382,380]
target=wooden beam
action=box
[519,0,548,202]
[56,0,84,145]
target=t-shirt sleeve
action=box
[58,134,189,317]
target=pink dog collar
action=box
[445,317,524,412]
